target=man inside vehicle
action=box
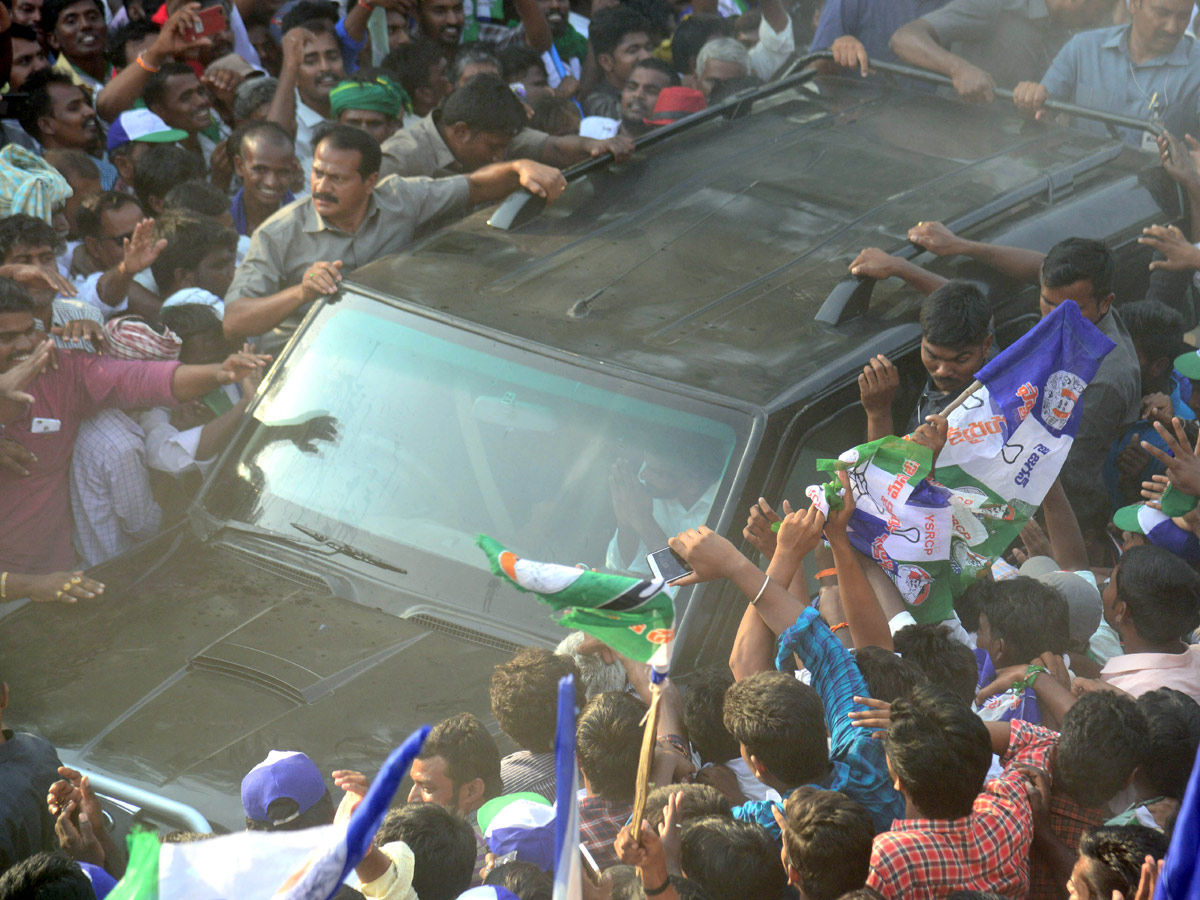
[223,124,566,354]
[1012,0,1200,149]
[889,0,1116,103]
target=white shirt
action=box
[579,116,620,139]
[73,271,126,319]
[605,481,718,575]
[295,92,331,180]
[137,384,240,476]
[748,14,795,81]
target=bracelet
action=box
[135,53,160,74]
[644,876,673,896]
[357,0,374,8]
[0,571,7,601]
[814,568,837,580]
[831,621,850,633]
[750,573,770,605]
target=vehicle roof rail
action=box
[816,141,1126,325]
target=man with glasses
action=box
[71,192,163,321]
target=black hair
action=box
[312,122,382,178]
[498,45,545,83]
[9,23,40,44]
[418,712,503,803]
[644,783,732,832]
[163,180,230,219]
[483,860,552,900]
[631,57,680,86]
[682,666,740,765]
[44,148,100,184]
[17,69,82,142]
[679,817,787,900]
[853,646,929,704]
[144,60,198,112]
[1121,299,1186,368]
[1055,691,1148,807]
[490,648,584,752]
[529,95,580,135]
[76,190,142,240]
[159,303,224,340]
[1114,544,1200,643]
[576,691,645,803]
[670,14,728,74]
[453,43,502,83]
[441,73,527,136]
[892,624,978,707]
[375,804,476,900]
[1137,687,1200,798]
[589,6,655,60]
[0,214,64,260]
[1077,826,1170,900]
[625,0,673,40]
[884,684,991,819]
[107,19,159,69]
[722,671,829,786]
[233,75,280,124]
[1041,237,1115,300]
[381,38,446,96]
[976,576,1070,663]
[0,278,37,316]
[920,280,992,350]
[150,211,238,294]
[40,0,103,36]
[607,866,645,900]
[782,787,874,900]
[280,0,338,31]
[134,144,206,212]
[0,853,93,900]
[232,119,296,162]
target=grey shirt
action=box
[380,112,549,180]
[921,0,1069,89]
[1067,306,1141,469]
[1042,26,1200,148]
[225,173,471,353]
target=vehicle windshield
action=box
[201,292,750,618]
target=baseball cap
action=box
[241,750,327,825]
[1113,503,1200,563]
[476,793,556,871]
[106,109,189,153]
[644,87,706,126]
[1017,556,1101,648]
[1175,349,1200,380]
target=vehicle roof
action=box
[350,75,1147,408]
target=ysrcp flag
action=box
[107,726,429,900]
[819,300,1114,624]
[477,534,674,666]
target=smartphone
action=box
[579,843,602,886]
[188,4,227,40]
[646,546,692,583]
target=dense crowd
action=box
[2,0,1200,897]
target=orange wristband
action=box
[831,622,850,633]
[814,568,838,580]
[135,53,160,73]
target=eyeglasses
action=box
[100,232,135,244]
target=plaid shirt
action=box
[579,796,633,871]
[734,608,903,836]
[866,766,1035,900]
[1003,720,1107,900]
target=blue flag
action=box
[553,675,581,900]
[1157,743,1200,900]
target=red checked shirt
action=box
[578,796,633,871]
[866,766,1035,900]
[1003,720,1107,900]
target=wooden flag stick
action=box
[629,686,663,842]
[938,379,983,419]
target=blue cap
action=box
[241,750,327,825]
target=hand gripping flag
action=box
[814,300,1114,624]
[107,726,430,900]
[476,534,674,667]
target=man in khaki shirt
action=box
[380,74,633,180]
[223,123,565,352]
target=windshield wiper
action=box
[288,523,408,574]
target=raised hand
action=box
[743,497,781,559]
[668,525,748,585]
[0,337,52,405]
[858,354,898,418]
[122,219,167,276]
[775,501,825,562]
[0,263,77,298]
[218,349,272,385]
[1141,417,1200,497]
[1139,224,1200,272]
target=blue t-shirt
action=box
[811,0,950,63]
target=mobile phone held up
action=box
[646,546,692,584]
[187,4,227,41]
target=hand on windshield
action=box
[849,247,901,280]
[907,220,965,257]
[1156,131,1200,192]
[1012,81,1049,118]
[301,260,343,302]
[591,134,634,163]
[513,159,567,202]
[951,62,995,103]
[218,349,272,386]
[831,35,870,77]
[19,571,103,603]
[1139,224,1200,272]
[858,354,898,418]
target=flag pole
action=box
[938,379,982,418]
[629,677,664,841]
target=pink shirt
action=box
[0,351,179,574]
[1101,644,1200,704]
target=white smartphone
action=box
[646,546,692,583]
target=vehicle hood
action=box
[0,531,510,829]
